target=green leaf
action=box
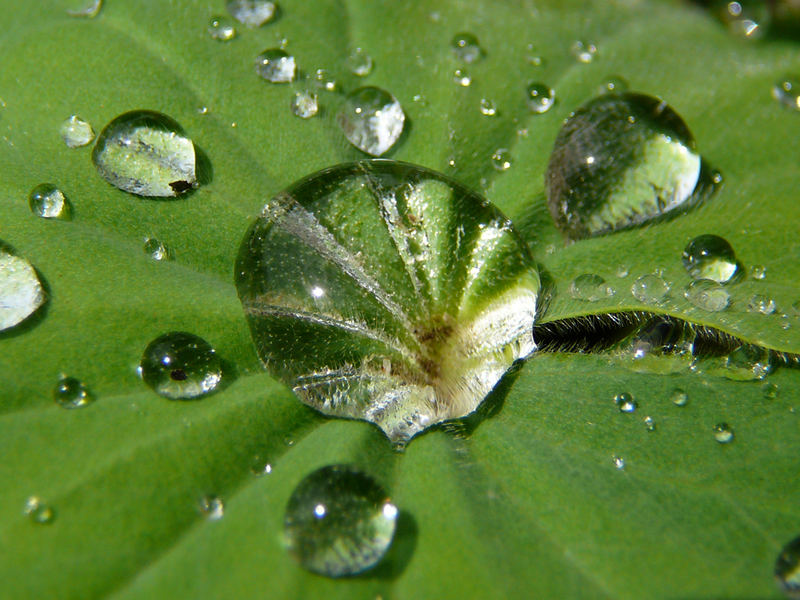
[0,1,798,599]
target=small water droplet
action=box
[283,465,398,577]
[24,496,55,524]
[616,264,629,278]
[251,457,273,476]
[208,15,236,41]
[546,93,701,239]
[597,75,629,95]
[722,1,767,38]
[570,40,597,63]
[198,495,225,520]
[684,279,730,312]
[451,32,483,63]
[612,455,625,469]
[614,392,637,413]
[226,0,276,26]
[28,184,72,220]
[682,234,738,283]
[644,415,656,431]
[337,87,405,156]
[313,68,338,92]
[345,47,373,77]
[773,77,800,111]
[618,316,694,369]
[631,274,670,304]
[255,48,296,83]
[66,0,102,18]
[92,110,197,197]
[671,388,689,406]
[453,68,471,87]
[290,90,319,119]
[713,422,734,444]
[479,98,497,116]
[139,332,222,399]
[750,264,767,280]
[491,148,512,171]
[724,344,773,380]
[54,376,92,408]
[569,273,615,301]
[762,382,779,399]
[775,535,800,598]
[197,106,210,115]
[60,115,94,148]
[524,43,543,66]
[412,94,427,106]
[143,237,172,261]
[525,82,554,114]
[747,294,777,315]
[0,248,45,332]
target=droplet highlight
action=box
[54,376,92,408]
[28,184,72,220]
[337,87,405,156]
[451,32,483,63]
[198,495,225,520]
[491,148,512,171]
[208,15,236,41]
[570,40,597,63]
[24,496,55,524]
[614,392,637,413]
[60,115,94,148]
[290,90,319,119]
[526,82,554,114]
[226,0,276,26]
[682,234,738,283]
[143,237,172,261]
[671,388,689,406]
[713,422,734,444]
[747,294,777,315]
[139,332,222,399]
[255,48,296,83]
[773,77,800,111]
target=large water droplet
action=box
[713,422,734,443]
[0,247,45,332]
[773,77,800,111]
[139,332,222,399]
[60,115,94,148]
[717,344,773,381]
[451,32,483,63]
[569,273,614,302]
[54,376,92,408]
[291,90,319,119]
[631,273,670,304]
[92,110,197,197]
[682,234,738,283]
[776,535,800,598]
[255,48,296,83]
[526,82,555,114]
[345,47,373,77]
[283,465,397,577]
[28,184,72,220]
[546,93,701,239]
[226,0,276,26]
[337,87,405,157]
[614,392,637,413]
[684,279,730,312]
[208,15,236,41]
[24,496,55,524]
[235,160,539,444]
[198,495,225,520]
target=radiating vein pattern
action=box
[235,160,540,443]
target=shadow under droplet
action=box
[363,509,418,581]
[195,144,214,186]
[449,360,524,438]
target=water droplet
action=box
[747,294,777,315]
[92,110,197,197]
[60,115,94,148]
[28,183,72,220]
[614,392,637,413]
[337,87,405,156]
[569,273,614,302]
[723,344,773,381]
[546,93,701,239]
[54,376,92,408]
[208,15,236,41]
[255,48,296,83]
[451,32,483,63]
[713,422,734,443]
[283,465,398,576]
[0,248,45,332]
[139,332,222,399]
[345,47,373,77]
[775,535,800,598]
[684,279,730,312]
[750,264,767,280]
[762,382,779,399]
[251,457,273,476]
[24,496,55,524]
[631,273,670,304]
[235,160,539,444]
[479,98,497,116]
[616,264,629,278]
[226,0,276,26]
[290,90,319,119]
[198,495,224,520]
[682,234,738,283]
[671,388,689,406]
[491,148,512,171]
[453,68,472,87]
[612,455,625,470]
[721,1,767,38]
[570,40,597,63]
[617,316,695,372]
[143,237,172,261]
[773,77,800,111]
[313,69,338,92]
[644,415,656,431]
[524,43,543,66]
[597,75,629,95]
[525,82,554,114]
[66,0,102,18]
